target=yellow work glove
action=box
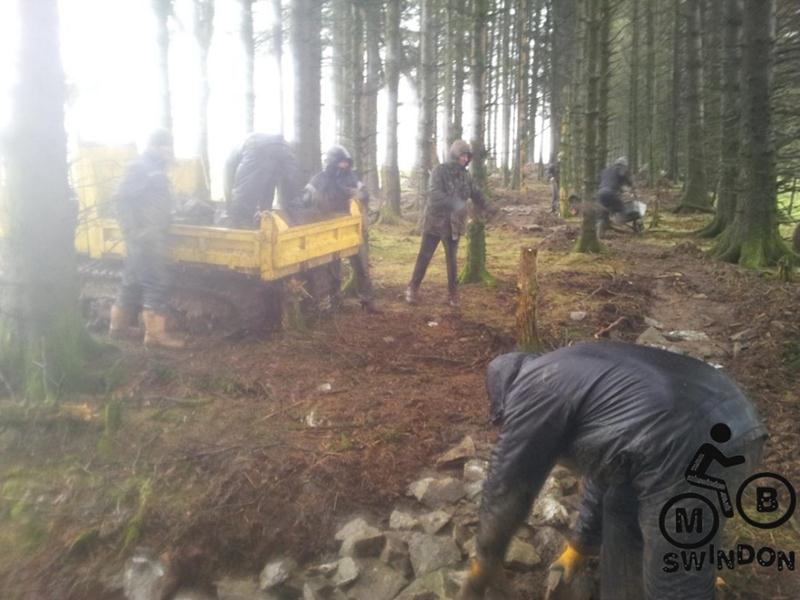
[457,558,501,600]
[550,543,583,583]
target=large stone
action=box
[504,538,541,571]
[334,557,360,587]
[389,509,420,531]
[529,496,570,527]
[381,534,412,576]
[259,559,297,591]
[436,436,477,469]
[407,477,466,508]
[339,528,386,558]
[335,518,372,542]
[123,550,167,600]
[393,568,461,600]
[420,510,452,535]
[408,533,462,578]
[533,526,567,564]
[343,559,408,600]
[462,459,488,483]
[636,326,669,348]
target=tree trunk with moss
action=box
[459,220,495,285]
[0,0,96,401]
[699,0,741,237]
[677,0,712,212]
[711,0,791,267]
[515,246,540,351]
[575,0,604,254]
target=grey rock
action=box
[636,326,669,348]
[334,557,360,587]
[730,329,753,341]
[462,459,489,483]
[504,538,541,571]
[308,561,339,577]
[408,533,462,577]
[530,496,570,527]
[569,311,587,322]
[394,568,461,600]
[643,316,663,329]
[334,518,372,542]
[389,509,420,531]
[343,559,408,600]
[123,549,166,600]
[215,578,270,600]
[451,521,475,552]
[381,534,412,576]
[420,510,452,535]
[436,436,477,469]
[665,329,710,342]
[532,526,566,565]
[259,559,297,591]
[303,577,342,600]
[407,477,466,508]
[340,527,386,558]
[464,481,483,501]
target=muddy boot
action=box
[109,304,140,340]
[448,293,460,309]
[405,284,420,305]
[143,310,185,349]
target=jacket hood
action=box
[325,145,353,170]
[486,352,532,424]
[448,140,472,162]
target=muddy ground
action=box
[1,182,798,599]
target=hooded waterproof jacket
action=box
[478,342,766,561]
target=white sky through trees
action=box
[0,1,549,197]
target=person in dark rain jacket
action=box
[459,342,766,600]
[224,133,299,228]
[109,129,184,348]
[405,140,488,308]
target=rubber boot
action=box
[109,304,140,340]
[405,284,420,305]
[142,310,185,349]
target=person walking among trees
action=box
[108,129,185,348]
[458,342,765,600]
[405,140,488,308]
[546,155,561,215]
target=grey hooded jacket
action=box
[477,342,766,561]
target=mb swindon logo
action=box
[659,423,796,573]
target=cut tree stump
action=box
[515,246,540,351]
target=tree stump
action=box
[515,246,540,351]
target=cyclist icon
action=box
[684,423,745,518]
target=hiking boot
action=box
[108,304,140,340]
[142,310,186,349]
[405,285,420,305]
[448,294,460,308]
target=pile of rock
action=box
[124,436,589,600]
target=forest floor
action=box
[1,182,798,600]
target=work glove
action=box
[457,558,501,600]
[549,543,583,583]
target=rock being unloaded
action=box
[419,510,452,535]
[389,509,420,531]
[462,459,488,483]
[504,538,542,571]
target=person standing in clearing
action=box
[405,140,487,308]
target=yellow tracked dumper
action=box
[72,145,364,335]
